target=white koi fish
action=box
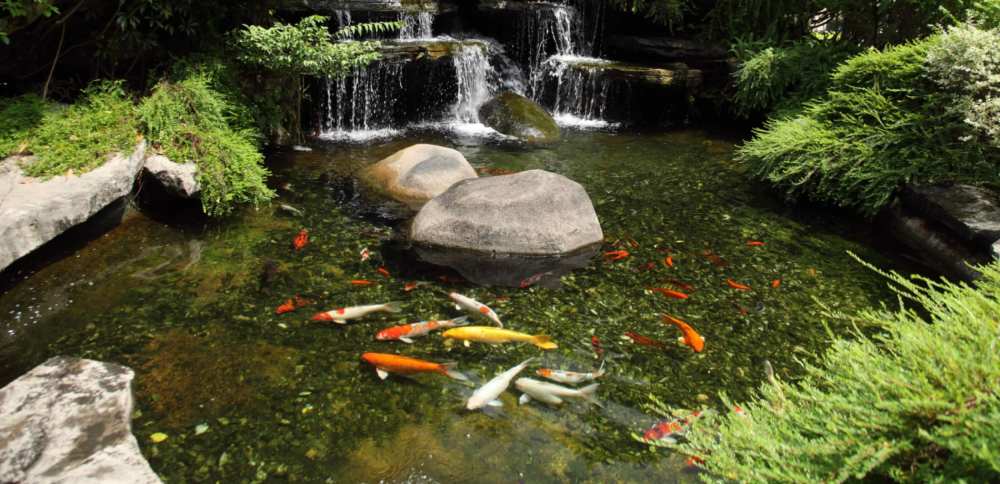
[450,292,503,327]
[536,360,605,385]
[466,358,534,410]
[514,378,600,406]
[375,316,469,343]
[311,302,402,324]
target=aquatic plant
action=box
[676,258,1000,482]
[138,73,274,217]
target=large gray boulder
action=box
[364,143,478,210]
[478,91,560,144]
[0,142,146,272]
[144,154,199,198]
[0,356,161,483]
[409,169,603,255]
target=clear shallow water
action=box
[0,128,903,482]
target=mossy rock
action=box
[478,91,560,144]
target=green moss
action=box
[11,82,139,178]
[479,91,560,143]
[0,94,57,157]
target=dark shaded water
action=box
[0,128,903,482]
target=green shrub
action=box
[0,94,57,157]
[138,74,273,217]
[672,257,1000,482]
[739,31,1000,215]
[17,82,138,178]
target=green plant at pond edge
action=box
[138,73,273,217]
[671,256,1000,482]
[14,81,138,178]
[0,93,57,157]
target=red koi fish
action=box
[404,281,419,292]
[771,279,781,288]
[650,287,689,300]
[276,295,312,315]
[293,229,309,251]
[661,314,705,353]
[604,250,629,261]
[625,331,665,348]
[591,335,604,358]
[726,278,751,291]
[746,240,766,247]
[638,261,658,272]
[643,410,703,443]
[377,266,391,278]
[351,279,375,286]
[685,456,706,467]
[519,271,552,288]
[376,316,470,343]
[664,256,674,267]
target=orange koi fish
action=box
[746,240,766,247]
[376,316,469,343]
[377,266,390,278]
[351,279,375,286]
[642,410,703,443]
[666,279,695,292]
[685,456,706,467]
[650,287,689,300]
[664,256,674,267]
[403,281,419,292]
[624,331,665,348]
[726,278,751,291]
[293,229,309,251]
[661,314,705,353]
[276,296,312,315]
[604,250,629,261]
[771,279,781,288]
[360,352,468,381]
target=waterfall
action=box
[334,10,352,33]
[451,43,496,124]
[398,12,434,40]
[319,62,405,141]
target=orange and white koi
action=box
[376,316,469,343]
[642,410,703,443]
[449,292,502,327]
[360,247,371,262]
[536,361,605,385]
[311,301,402,324]
[661,314,705,353]
[360,352,468,381]
[725,278,751,291]
[293,229,309,251]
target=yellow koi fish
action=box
[442,326,557,350]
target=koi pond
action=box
[0,128,908,482]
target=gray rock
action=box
[605,36,729,65]
[478,91,560,144]
[144,155,200,198]
[880,200,986,281]
[410,169,603,255]
[0,142,146,272]
[0,356,161,484]
[900,184,1000,249]
[364,143,478,210]
[279,0,454,13]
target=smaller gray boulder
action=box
[144,154,200,198]
[409,169,603,255]
[478,91,560,144]
[364,144,478,209]
[0,356,161,483]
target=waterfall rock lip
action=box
[278,0,457,14]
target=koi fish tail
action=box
[382,301,404,313]
[440,362,469,382]
[449,316,470,327]
[531,336,558,350]
[595,359,606,378]
[578,383,602,406]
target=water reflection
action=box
[412,244,600,288]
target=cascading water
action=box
[319,62,405,141]
[450,43,496,124]
[398,12,434,40]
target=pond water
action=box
[0,127,905,482]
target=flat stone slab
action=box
[279,0,454,13]
[0,356,161,483]
[901,184,1000,249]
[409,169,603,255]
[550,56,703,89]
[0,142,146,272]
[144,154,199,198]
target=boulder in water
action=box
[364,144,478,210]
[409,169,602,255]
[144,154,200,198]
[478,91,560,144]
[0,356,161,483]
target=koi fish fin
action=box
[519,394,532,405]
[531,335,558,350]
[382,301,403,313]
[449,316,470,327]
[375,368,389,380]
[595,359,607,378]
[399,337,414,344]
[487,399,503,408]
[440,362,469,382]
[578,383,602,407]
[463,340,471,348]
[332,319,347,325]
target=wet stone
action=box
[364,143,478,210]
[900,183,1000,251]
[0,357,160,484]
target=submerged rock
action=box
[409,169,602,255]
[478,91,560,144]
[0,356,160,483]
[144,154,200,198]
[0,141,146,272]
[364,143,478,210]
